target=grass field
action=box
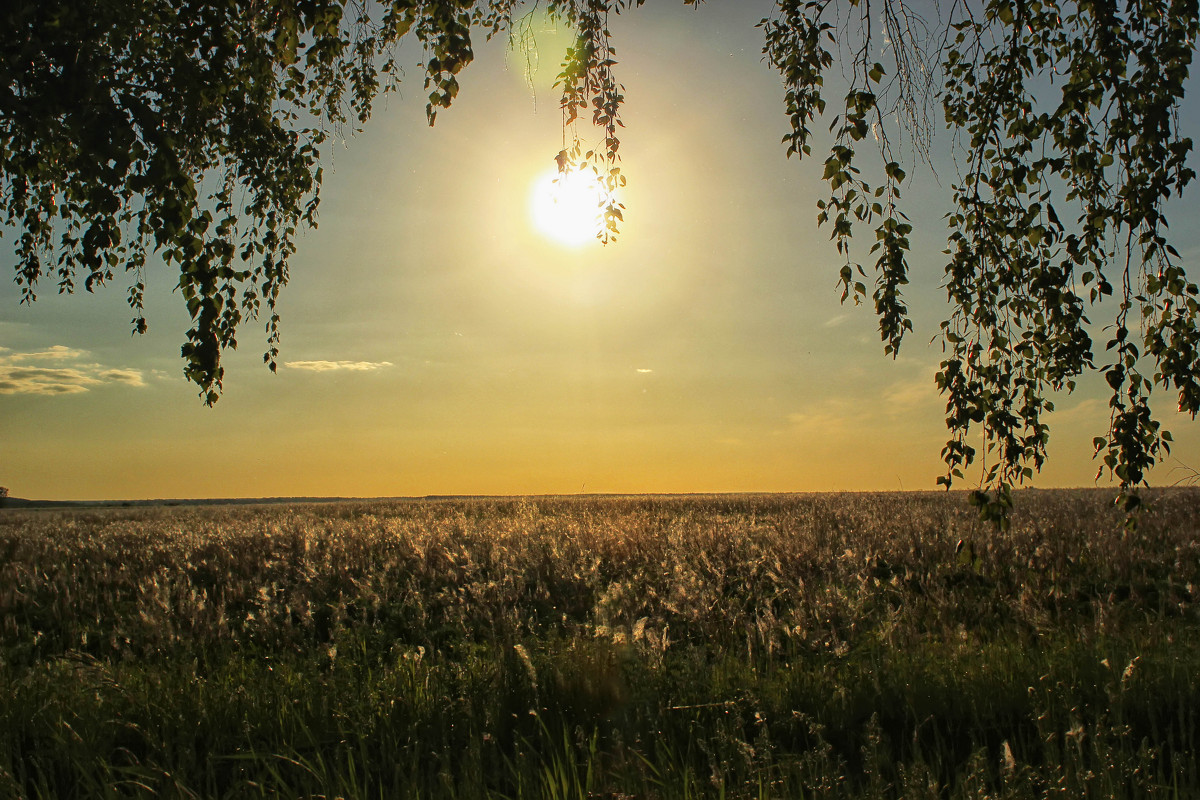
[2,489,1198,798]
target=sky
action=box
[3,1,1200,500]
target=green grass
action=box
[1,489,1198,797]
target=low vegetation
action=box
[1,490,1198,798]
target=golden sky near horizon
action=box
[3,1,1200,500]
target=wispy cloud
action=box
[1050,397,1105,426]
[881,367,941,414]
[6,345,85,362]
[0,368,98,395]
[0,347,146,396]
[785,364,943,439]
[635,368,653,374]
[285,360,394,372]
[787,408,850,436]
[97,368,147,387]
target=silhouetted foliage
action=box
[3,0,1197,511]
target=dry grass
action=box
[1,489,1198,798]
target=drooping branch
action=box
[937,0,1198,518]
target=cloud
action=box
[787,408,851,436]
[284,360,394,372]
[786,365,943,440]
[97,368,147,387]
[881,367,941,414]
[1050,397,1106,426]
[7,345,85,362]
[0,347,146,396]
[635,368,653,374]
[823,314,849,328]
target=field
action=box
[2,490,1199,799]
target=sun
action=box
[530,167,608,247]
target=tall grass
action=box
[1,489,1198,797]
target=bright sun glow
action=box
[530,167,607,247]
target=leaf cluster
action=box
[760,0,1199,515]
[1,0,514,402]
[936,0,1199,514]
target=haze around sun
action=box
[530,167,607,247]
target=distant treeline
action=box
[0,496,359,509]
